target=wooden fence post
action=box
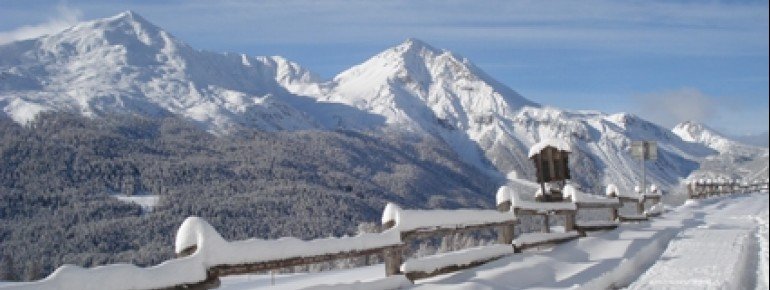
[381,214,403,277]
[636,199,645,216]
[610,191,620,220]
[384,246,403,276]
[496,201,514,245]
[542,214,551,233]
[564,212,575,232]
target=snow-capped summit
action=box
[307,38,539,171]
[673,121,748,154]
[325,38,536,131]
[256,55,324,97]
[672,121,767,182]
[0,11,318,132]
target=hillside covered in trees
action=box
[0,113,499,280]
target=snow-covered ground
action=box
[216,192,769,290]
[628,193,769,290]
[112,194,160,212]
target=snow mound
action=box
[3,251,207,290]
[174,216,225,255]
[496,186,512,206]
[297,275,412,290]
[644,203,665,216]
[400,245,513,273]
[113,194,160,212]
[381,203,402,226]
[513,231,580,248]
[563,184,577,201]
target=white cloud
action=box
[0,5,81,45]
[633,87,719,128]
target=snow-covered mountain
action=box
[672,121,768,181]
[2,11,758,194]
[673,121,746,154]
[305,39,715,192]
[0,11,319,132]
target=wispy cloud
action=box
[4,1,764,56]
[144,0,768,56]
[0,5,81,45]
[633,87,719,128]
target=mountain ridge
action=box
[2,11,765,193]
[672,121,762,154]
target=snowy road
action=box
[628,193,769,290]
[218,192,769,290]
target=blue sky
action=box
[1,0,768,135]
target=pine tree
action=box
[25,259,41,281]
[0,255,17,281]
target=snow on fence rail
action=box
[8,180,766,290]
[686,179,769,198]
[379,202,517,278]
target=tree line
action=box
[0,112,500,280]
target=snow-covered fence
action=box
[379,202,517,280]
[174,217,404,286]
[686,179,769,198]
[498,185,576,233]
[612,186,651,221]
[16,180,768,290]
[497,186,581,252]
[5,217,405,290]
[569,184,621,235]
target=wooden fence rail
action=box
[687,180,769,199]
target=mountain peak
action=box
[95,10,159,32]
[53,10,185,53]
[673,121,722,139]
[672,121,748,153]
[113,10,140,20]
[395,38,441,54]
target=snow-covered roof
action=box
[528,138,571,158]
